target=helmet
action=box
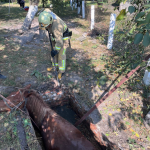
[38,11,53,30]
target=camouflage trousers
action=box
[50,39,70,73]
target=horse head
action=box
[0,84,31,112]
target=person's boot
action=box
[0,74,6,79]
[47,67,54,72]
[58,72,64,80]
[47,67,59,72]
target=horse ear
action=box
[24,84,31,89]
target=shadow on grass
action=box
[0,27,53,87]
[87,28,109,45]
[108,113,126,132]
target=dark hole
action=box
[50,104,103,150]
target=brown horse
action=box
[0,85,97,150]
[0,84,31,112]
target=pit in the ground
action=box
[32,82,105,150]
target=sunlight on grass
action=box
[0,3,28,21]
[3,55,8,58]
[0,45,5,51]
[86,1,97,6]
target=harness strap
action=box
[3,97,14,109]
[1,90,26,112]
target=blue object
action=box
[0,74,6,79]
[24,6,29,9]
[24,6,29,11]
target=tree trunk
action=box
[21,0,39,32]
[21,5,38,31]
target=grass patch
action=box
[82,40,89,46]
[0,111,41,149]
[0,3,28,21]
[86,1,98,6]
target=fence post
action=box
[75,2,77,8]
[143,58,150,86]
[107,13,116,50]
[9,0,10,14]
[73,0,74,8]
[77,2,80,14]
[91,5,95,30]
[70,0,72,6]
[82,1,85,19]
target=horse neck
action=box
[26,92,50,127]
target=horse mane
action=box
[25,90,57,126]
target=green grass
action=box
[0,111,41,149]
[0,3,28,21]
[86,1,98,6]
[82,40,88,46]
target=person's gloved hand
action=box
[51,49,58,57]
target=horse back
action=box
[40,110,96,150]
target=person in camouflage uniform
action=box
[38,9,71,80]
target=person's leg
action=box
[48,41,58,71]
[23,2,25,8]
[20,1,24,9]
[19,3,22,9]
[57,40,70,79]
[21,3,24,8]
[51,54,58,70]
[58,48,66,74]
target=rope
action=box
[0,90,25,112]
